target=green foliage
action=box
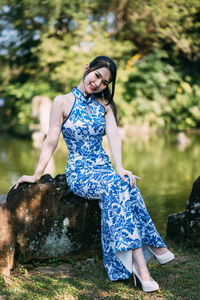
[34,19,133,92]
[48,258,61,267]
[4,81,55,136]
[163,92,200,130]
[123,51,200,129]
[1,0,200,134]
[0,275,5,289]
[31,258,61,267]
[95,0,200,61]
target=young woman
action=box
[15,56,174,292]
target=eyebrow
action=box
[96,71,109,84]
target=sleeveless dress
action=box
[62,87,166,281]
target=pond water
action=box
[0,132,200,235]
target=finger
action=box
[121,172,133,187]
[14,177,24,189]
[14,181,21,189]
[127,174,133,187]
[130,178,134,188]
[131,174,138,187]
[14,184,18,189]
[119,173,126,182]
[132,176,136,187]
[126,173,134,188]
[121,175,126,182]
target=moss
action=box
[0,243,199,300]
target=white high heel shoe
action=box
[132,263,159,293]
[148,246,175,264]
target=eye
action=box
[95,72,100,78]
[102,81,108,86]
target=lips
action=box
[90,83,96,92]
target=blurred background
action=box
[0,0,200,233]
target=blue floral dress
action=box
[62,87,166,281]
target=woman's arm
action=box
[105,105,141,187]
[14,96,64,188]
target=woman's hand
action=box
[116,167,141,188]
[14,174,41,189]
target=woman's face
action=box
[83,67,111,95]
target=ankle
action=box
[150,246,167,255]
[133,262,151,281]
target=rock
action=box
[0,174,101,276]
[166,176,200,247]
[184,176,200,246]
[166,212,186,242]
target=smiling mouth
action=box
[90,84,96,91]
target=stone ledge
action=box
[0,174,101,276]
[166,176,200,248]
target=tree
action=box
[90,0,200,61]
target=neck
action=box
[77,81,90,98]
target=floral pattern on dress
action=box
[62,87,166,281]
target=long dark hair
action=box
[84,56,118,123]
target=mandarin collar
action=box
[72,87,94,104]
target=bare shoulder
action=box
[53,92,75,117]
[53,92,74,106]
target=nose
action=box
[95,78,101,87]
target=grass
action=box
[0,242,199,300]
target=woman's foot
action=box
[148,246,175,264]
[132,247,159,292]
[149,246,168,256]
[134,260,151,281]
[132,247,151,280]
[132,263,159,292]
